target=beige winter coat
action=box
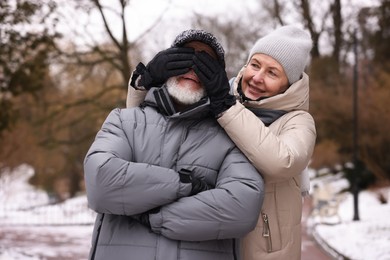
[218,68,316,260]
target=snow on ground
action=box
[1,164,390,260]
[0,164,96,226]
[315,194,390,260]
[308,171,390,260]
[0,226,93,260]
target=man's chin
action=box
[166,78,205,105]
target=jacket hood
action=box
[143,85,211,119]
[231,66,310,112]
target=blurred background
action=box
[0,0,389,258]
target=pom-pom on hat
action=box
[172,29,225,68]
[248,25,313,84]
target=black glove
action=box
[178,168,211,196]
[133,207,160,229]
[134,212,151,228]
[134,47,195,90]
[192,51,236,117]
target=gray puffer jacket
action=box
[84,86,264,260]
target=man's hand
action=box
[178,168,212,196]
[135,47,195,89]
[132,207,160,229]
[192,51,236,117]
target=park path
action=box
[301,196,332,260]
[0,198,332,260]
[0,225,92,259]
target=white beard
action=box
[166,77,205,105]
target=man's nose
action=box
[188,69,199,78]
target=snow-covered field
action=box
[1,164,389,260]
[308,171,390,260]
[0,164,95,259]
[0,225,93,260]
[0,164,96,226]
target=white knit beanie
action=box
[248,25,313,84]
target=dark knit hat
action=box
[171,29,225,68]
[248,25,312,84]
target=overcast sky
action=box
[56,0,258,46]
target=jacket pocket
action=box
[260,184,283,252]
[260,209,283,253]
[261,212,272,252]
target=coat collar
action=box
[143,85,212,119]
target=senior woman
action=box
[127,25,316,260]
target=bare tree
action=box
[263,0,344,66]
[0,0,60,135]
[0,0,170,196]
[297,0,323,59]
[331,0,343,66]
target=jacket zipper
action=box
[91,213,104,260]
[262,212,272,252]
[232,238,238,260]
